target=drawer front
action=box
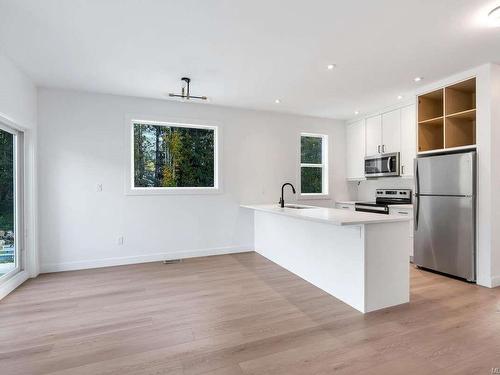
[390,208,412,216]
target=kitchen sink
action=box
[284,204,316,209]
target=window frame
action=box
[125,117,221,195]
[298,132,329,199]
[0,122,24,285]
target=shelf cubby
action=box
[418,116,444,125]
[417,77,476,153]
[418,118,444,152]
[445,117,476,148]
[446,108,476,120]
[418,89,444,122]
[445,78,476,115]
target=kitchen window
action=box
[127,119,219,194]
[299,133,328,196]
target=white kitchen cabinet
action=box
[335,202,355,211]
[381,109,401,153]
[365,115,382,156]
[389,207,414,257]
[346,120,366,180]
[366,110,401,155]
[400,104,416,177]
[345,103,416,181]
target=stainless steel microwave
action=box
[364,152,400,178]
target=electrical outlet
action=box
[117,236,124,245]
[97,184,103,192]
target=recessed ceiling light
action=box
[414,77,423,82]
[354,110,359,115]
[327,64,336,70]
[475,4,500,28]
[489,6,500,19]
[397,95,403,100]
[487,5,500,26]
[275,99,281,104]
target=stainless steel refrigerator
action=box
[414,151,476,281]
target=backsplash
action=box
[353,178,414,201]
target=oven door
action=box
[364,152,400,178]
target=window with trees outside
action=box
[300,133,328,195]
[131,121,218,192]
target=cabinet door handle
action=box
[401,165,405,175]
[382,144,386,153]
[398,211,409,215]
[378,145,381,153]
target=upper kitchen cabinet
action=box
[417,78,476,153]
[381,109,401,153]
[345,103,416,180]
[417,89,444,152]
[400,105,416,177]
[346,119,366,180]
[366,109,402,155]
[365,115,382,156]
[444,78,476,149]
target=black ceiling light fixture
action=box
[168,77,207,101]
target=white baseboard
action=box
[0,270,29,300]
[476,274,500,288]
[40,245,254,273]
[490,275,500,288]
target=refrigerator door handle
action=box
[414,195,419,231]
[414,159,420,231]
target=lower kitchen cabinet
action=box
[389,207,414,258]
[335,204,414,258]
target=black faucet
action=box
[279,183,296,208]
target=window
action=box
[299,133,328,196]
[129,120,218,193]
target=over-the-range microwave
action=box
[364,152,400,178]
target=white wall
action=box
[489,63,500,287]
[37,89,348,272]
[0,52,38,299]
[0,53,37,128]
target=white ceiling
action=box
[0,0,499,119]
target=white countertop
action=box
[335,201,357,205]
[241,204,411,226]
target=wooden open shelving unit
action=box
[417,78,476,153]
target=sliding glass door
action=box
[0,124,22,282]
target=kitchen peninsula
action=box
[242,204,412,313]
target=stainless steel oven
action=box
[355,189,412,215]
[364,152,400,178]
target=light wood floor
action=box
[1,252,499,375]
